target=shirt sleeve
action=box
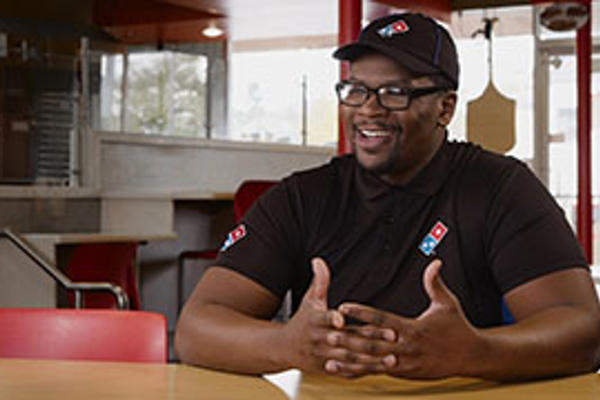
[485,161,588,294]
[214,180,302,299]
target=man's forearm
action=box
[175,303,290,374]
[175,261,380,376]
[467,305,600,381]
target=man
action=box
[175,13,600,380]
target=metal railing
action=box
[0,229,129,310]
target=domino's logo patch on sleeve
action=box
[220,224,247,252]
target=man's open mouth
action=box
[357,128,392,138]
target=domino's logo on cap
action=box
[377,20,410,38]
[333,13,460,90]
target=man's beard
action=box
[354,124,403,177]
[367,151,400,176]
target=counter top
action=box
[23,232,177,244]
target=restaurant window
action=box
[535,0,600,264]
[447,4,600,263]
[447,6,534,162]
[229,47,337,147]
[98,48,208,137]
[545,49,600,264]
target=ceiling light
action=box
[539,2,589,31]
[202,23,224,38]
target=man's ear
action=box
[437,91,457,128]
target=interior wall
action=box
[97,131,335,359]
[98,131,334,195]
[0,198,100,233]
[0,238,56,307]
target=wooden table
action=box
[0,358,287,399]
[294,372,600,399]
[24,232,178,261]
[1,358,598,399]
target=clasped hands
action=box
[281,257,484,379]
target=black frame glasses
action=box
[335,81,446,111]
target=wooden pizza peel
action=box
[466,18,516,154]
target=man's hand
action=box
[281,258,395,376]
[335,259,485,379]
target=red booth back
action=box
[0,308,167,363]
[65,242,141,309]
[176,180,278,312]
[233,180,278,222]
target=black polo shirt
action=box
[215,140,587,328]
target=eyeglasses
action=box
[335,81,446,111]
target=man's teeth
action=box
[360,129,390,138]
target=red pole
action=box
[337,0,362,155]
[576,1,592,262]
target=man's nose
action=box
[358,93,387,116]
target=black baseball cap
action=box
[333,13,459,90]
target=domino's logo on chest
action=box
[418,220,448,256]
